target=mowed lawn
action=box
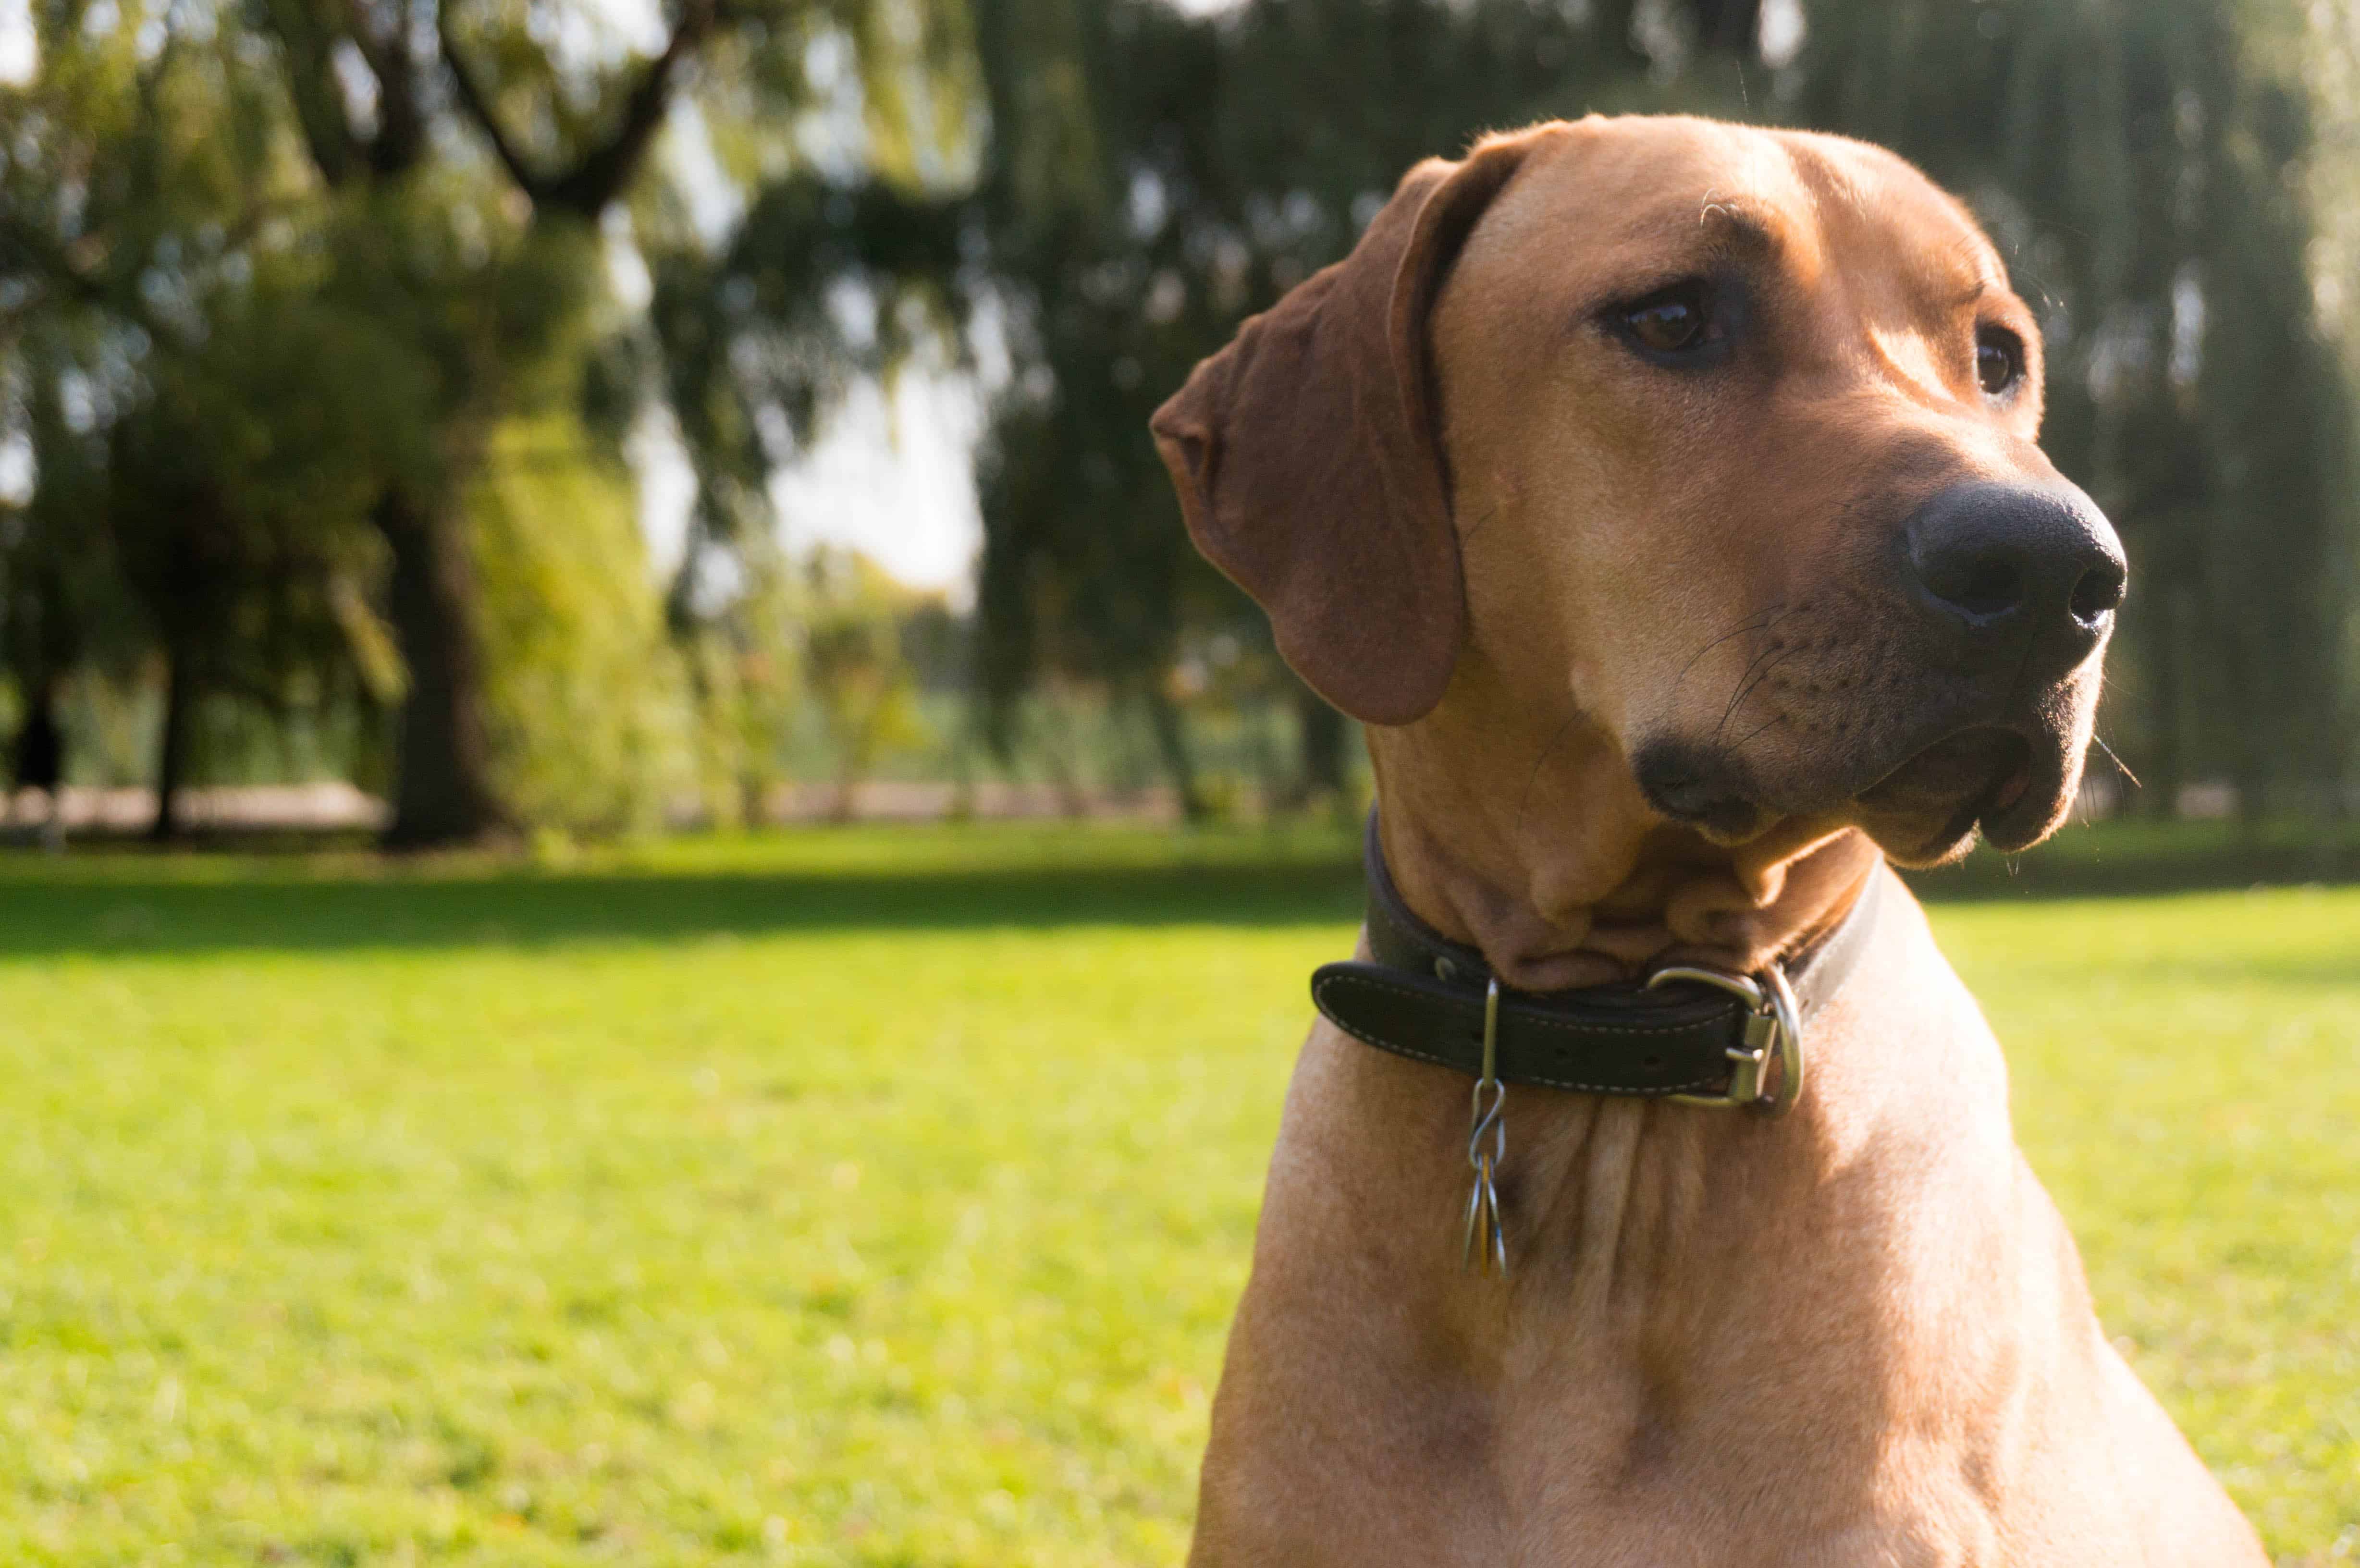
[0,827,2352,1565]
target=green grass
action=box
[0,824,2353,1563]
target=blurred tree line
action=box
[1,0,2355,842]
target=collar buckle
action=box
[1649,963,1806,1116]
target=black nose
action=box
[1903,482,2125,665]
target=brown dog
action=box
[1152,116,2267,1564]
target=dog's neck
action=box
[1340,723,1913,1412]
[1367,690,1883,993]
[1349,691,1923,1379]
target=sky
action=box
[611,0,1273,605]
[600,1,992,603]
[767,370,988,599]
[628,360,988,604]
[0,0,31,82]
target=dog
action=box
[1150,116,2268,1565]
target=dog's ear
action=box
[1151,129,1554,725]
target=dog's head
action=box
[1154,116,2119,871]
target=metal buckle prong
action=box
[1649,963,1805,1116]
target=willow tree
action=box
[0,0,356,831]
[963,0,1771,810]
[2281,0,2360,812]
[1,0,973,843]
[102,279,423,838]
[256,0,922,845]
[961,0,2353,823]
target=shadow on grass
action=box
[0,819,2349,958]
[1902,831,2360,903]
[0,861,1374,958]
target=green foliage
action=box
[0,829,2351,1560]
[2286,1,2360,795]
[470,415,693,838]
[965,0,1749,737]
[8,0,2360,833]
[679,539,804,828]
[960,0,2360,821]
[0,0,983,839]
[801,546,932,817]
[639,173,971,678]
[107,274,425,686]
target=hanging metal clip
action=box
[1463,978,1508,1276]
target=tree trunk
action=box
[2140,587,2189,820]
[11,670,64,794]
[2224,625,2271,834]
[150,650,193,843]
[380,485,507,847]
[1141,682,1207,822]
[1039,714,1089,818]
[1686,0,1764,55]
[829,750,862,822]
[12,669,66,847]
[1293,681,1349,807]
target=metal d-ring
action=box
[1463,979,1509,1276]
[1647,962,1805,1116]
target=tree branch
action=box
[258,0,360,187]
[436,5,555,203]
[342,0,425,176]
[441,0,731,221]
[0,219,189,353]
[336,0,399,83]
[540,0,726,220]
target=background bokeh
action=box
[2,0,2358,848]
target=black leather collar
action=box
[1311,814,1884,1102]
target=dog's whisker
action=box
[1714,645,1787,740]
[1673,602,1788,693]
[1729,708,1791,755]
[1723,653,1805,750]
[1716,643,1801,744]
[2091,734,2141,789]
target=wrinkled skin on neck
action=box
[1369,671,1882,994]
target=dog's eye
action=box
[1976,325,2024,397]
[1622,281,1717,356]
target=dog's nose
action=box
[1903,482,2125,668]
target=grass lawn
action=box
[0,824,2353,1564]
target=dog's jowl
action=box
[1152,115,2265,1566]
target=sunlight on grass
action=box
[0,831,2352,1562]
[1940,889,2360,1558]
